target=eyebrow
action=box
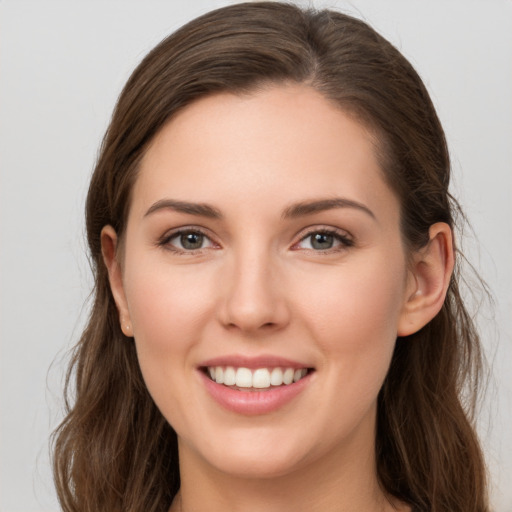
[144,199,223,219]
[282,198,376,220]
[144,197,376,221]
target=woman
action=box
[52,2,489,511]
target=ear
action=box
[397,222,454,336]
[101,225,133,337]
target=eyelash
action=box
[293,227,354,253]
[157,226,354,254]
[157,227,216,254]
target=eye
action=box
[160,229,216,252]
[294,229,353,252]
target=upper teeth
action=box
[207,366,308,389]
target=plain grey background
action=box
[1,1,511,510]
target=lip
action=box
[198,367,313,416]
[199,354,311,370]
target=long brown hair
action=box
[52,3,489,511]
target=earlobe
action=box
[101,225,133,337]
[397,222,454,336]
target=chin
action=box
[185,426,315,480]
[210,449,308,480]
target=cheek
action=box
[296,251,407,377]
[122,261,219,430]
[125,262,217,355]
[121,257,220,418]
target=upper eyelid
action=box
[160,225,214,239]
[295,225,353,241]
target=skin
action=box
[102,84,453,512]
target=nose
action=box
[217,247,290,334]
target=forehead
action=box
[132,84,398,223]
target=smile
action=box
[198,358,315,415]
[206,366,310,390]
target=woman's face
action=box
[111,84,416,479]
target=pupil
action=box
[181,232,203,249]
[311,233,333,250]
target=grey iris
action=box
[311,233,334,250]
[181,232,204,250]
